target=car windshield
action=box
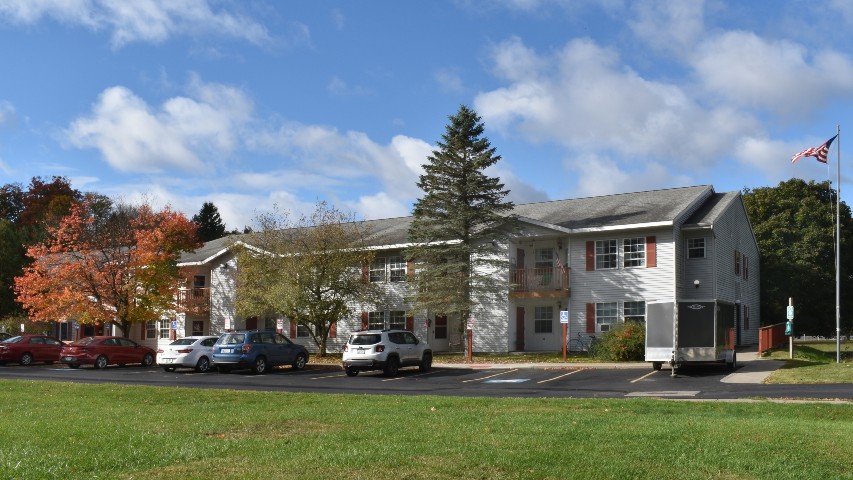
[170,338,196,346]
[2,336,23,344]
[218,333,245,345]
[72,337,99,345]
[349,334,381,345]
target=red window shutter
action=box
[361,311,368,330]
[586,241,595,271]
[329,322,337,338]
[406,315,414,331]
[646,236,656,268]
[586,303,595,334]
[289,321,296,338]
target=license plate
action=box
[163,358,174,363]
[63,356,74,362]
[357,348,365,354]
[221,348,232,354]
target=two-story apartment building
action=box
[134,185,759,354]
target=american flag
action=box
[791,134,837,164]
[554,251,567,273]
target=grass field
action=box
[1,379,852,479]
[764,341,853,384]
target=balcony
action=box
[509,267,570,299]
[177,287,210,315]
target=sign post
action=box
[786,298,794,359]
[560,310,569,362]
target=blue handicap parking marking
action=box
[484,378,529,384]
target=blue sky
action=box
[1,0,852,230]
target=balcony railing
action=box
[177,287,210,314]
[510,267,570,298]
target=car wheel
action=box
[142,353,154,367]
[292,353,307,371]
[20,352,34,366]
[251,356,267,374]
[345,367,359,377]
[195,356,211,373]
[94,355,108,369]
[419,352,432,373]
[383,356,400,376]
[67,363,80,369]
[163,366,176,372]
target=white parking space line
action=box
[462,369,518,383]
[382,370,440,382]
[311,373,347,380]
[630,370,660,383]
[625,391,700,397]
[536,369,581,384]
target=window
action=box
[624,301,646,322]
[535,248,555,286]
[193,275,205,289]
[534,306,553,333]
[743,254,749,280]
[596,302,618,332]
[595,240,618,270]
[744,305,750,330]
[368,311,386,330]
[158,320,171,339]
[192,321,204,336]
[389,310,406,330]
[146,321,156,340]
[687,238,705,259]
[388,256,406,282]
[734,250,741,275]
[296,324,312,338]
[623,238,645,267]
[369,259,386,282]
[263,318,277,330]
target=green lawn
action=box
[2,380,852,479]
[764,341,853,384]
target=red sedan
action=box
[60,336,156,369]
[0,334,64,366]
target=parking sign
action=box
[560,310,569,324]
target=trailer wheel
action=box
[727,351,737,371]
[652,362,662,371]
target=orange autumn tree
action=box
[14,200,201,336]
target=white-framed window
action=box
[369,256,407,283]
[145,321,156,339]
[191,320,204,336]
[595,240,618,270]
[388,256,406,282]
[624,301,646,322]
[368,311,386,330]
[596,302,618,332]
[687,238,705,259]
[534,247,555,286]
[389,310,406,330]
[158,320,171,339]
[623,238,645,268]
[534,306,553,333]
[296,324,313,338]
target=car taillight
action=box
[177,349,193,354]
[156,349,164,353]
[242,344,252,353]
[375,345,385,353]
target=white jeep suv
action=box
[342,330,432,376]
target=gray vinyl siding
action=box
[209,255,236,335]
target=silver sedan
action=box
[156,336,219,372]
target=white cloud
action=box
[348,192,410,220]
[692,31,853,117]
[628,0,705,58]
[475,37,760,168]
[0,100,16,127]
[434,68,465,93]
[568,155,693,198]
[0,0,273,48]
[66,80,253,173]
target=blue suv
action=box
[211,330,309,374]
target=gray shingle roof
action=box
[683,191,740,227]
[179,185,717,264]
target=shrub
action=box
[593,321,646,361]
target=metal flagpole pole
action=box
[836,124,841,364]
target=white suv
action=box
[342,330,432,376]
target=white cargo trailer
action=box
[645,300,737,373]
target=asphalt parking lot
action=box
[2,359,851,401]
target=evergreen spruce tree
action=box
[192,201,227,242]
[407,105,516,352]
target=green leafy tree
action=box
[0,220,25,318]
[407,105,516,352]
[233,202,379,356]
[192,201,227,242]
[742,179,853,336]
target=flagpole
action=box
[836,124,841,364]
